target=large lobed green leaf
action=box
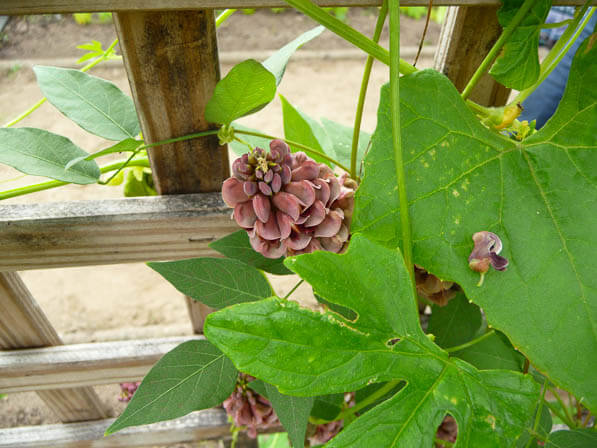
[489,0,551,90]
[34,66,140,141]
[0,127,99,184]
[205,235,539,446]
[352,38,597,411]
[106,340,237,434]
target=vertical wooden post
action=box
[434,6,511,107]
[0,272,109,422]
[114,10,229,333]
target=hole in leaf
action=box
[386,337,401,347]
[435,414,458,447]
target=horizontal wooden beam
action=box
[0,194,237,271]
[0,409,230,448]
[2,0,595,14]
[0,336,202,393]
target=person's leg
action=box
[519,12,597,129]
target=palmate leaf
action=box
[352,38,597,410]
[205,235,539,447]
[489,0,551,90]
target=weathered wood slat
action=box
[3,0,595,14]
[114,10,230,333]
[0,409,230,448]
[0,194,236,271]
[434,6,510,107]
[0,336,201,393]
[0,272,109,421]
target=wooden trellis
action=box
[0,0,583,446]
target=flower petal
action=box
[259,181,273,196]
[303,200,326,227]
[319,236,343,253]
[264,169,274,183]
[253,194,271,223]
[272,192,301,221]
[269,139,290,162]
[243,181,258,197]
[284,231,312,250]
[314,210,342,238]
[234,201,257,228]
[222,177,249,207]
[249,233,286,259]
[312,179,330,205]
[281,165,292,185]
[291,160,320,181]
[271,173,282,193]
[490,253,509,271]
[284,180,316,208]
[293,238,323,255]
[256,213,281,240]
[276,212,292,240]
[327,177,341,205]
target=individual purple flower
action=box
[223,375,279,438]
[222,140,357,258]
[118,382,140,402]
[468,231,508,286]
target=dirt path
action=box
[0,9,439,439]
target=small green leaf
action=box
[545,429,597,448]
[33,66,140,140]
[280,94,334,166]
[320,117,371,174]
[452,330,525,371]
[209,230,292,275]
[65,138,142,170]
[105,340,237,434]
[264,382,313,448]
[205,60,276,125]
[310,393,344,421]
[263,26,324,85]
[427,293,483,349]
[0,127,99,184]
[489,0,551,89]
[148,258,272,309]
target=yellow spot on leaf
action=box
[452,189,460,197]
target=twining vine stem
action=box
[444,330,495,353]
[283,280,304,300]
[350,1,388,179]
[389,0,415,287]
[461,0,539,100]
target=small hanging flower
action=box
[222,139,356,258]
[468,231,508,286]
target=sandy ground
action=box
[0,9,438,442]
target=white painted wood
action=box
[0,194,237,271]
[0,409,230,448]
[0,336,203,393]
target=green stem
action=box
[461,0,539,100]
[283,279,304,299]
[544,396,575,428]
[516,6,595,104]
[548,384,576,428]
[338,380,401,420]
[2,38,120,128]
[283,0,416,74]
[234,128,351,173]
[524,379,548,448]
[350,1,388,179]
[541,19,573,29]
[445,330,495,353]
[216,8,237,26]
[0,158,150,201]
[389,1,414,285]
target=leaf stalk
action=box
[444,330,495,353]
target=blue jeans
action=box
[519,12,597,129]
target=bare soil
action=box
[0,8,439,444]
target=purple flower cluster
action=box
[223,378,279,438]
[118,382,140,403]
[222,140,356,258]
